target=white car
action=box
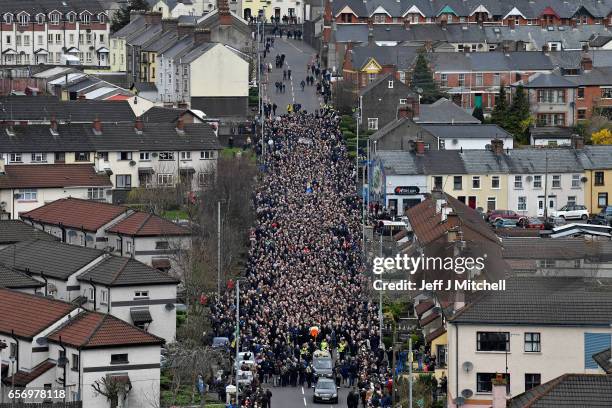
[550,205,589,220]
[234,351,256,371]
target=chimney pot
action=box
[50,115,58,132]
[134,117,144,132]
[93,117,102,133]
[176,115,185,132]
[77,93,86,101]
[415,139,425,155]
[491,138,504,155]
[194,28,212,45]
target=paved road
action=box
[261,37,322,114]
[265,384,353,408]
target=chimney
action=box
[130,10,146,22]
[77,92,86,101]
[491,138,504,155]
[447,226,460,242]
[572,134,584,149]
[440,19,447,30]
[541,44,549,55]
[411,97,420,120]
[502,44,510,56]
[582,43,590,52]
[398,107,413,119]
[194,28,211,45]
[161,18,179,33]
[491,373,508,408]
[581,55,593,72]
[92,117,102,134]
[134,117,144,133]
[218,0,232,25]
[176,115,185,133]
[178,23,195,38]
[50,115,58,134]
[143,11,163,26]
[415,139,425,155]
[508,18,515,29]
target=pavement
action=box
[261,37,322,114]
[264,383,353,408]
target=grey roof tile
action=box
[416,98,480,124]
[593,348,612,374]
[521,72,577,88]
[77,256,178,286]
[421,124,511,140]
[0,264,43,289]
[0,221,57,245]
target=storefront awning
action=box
[130,308,152,324]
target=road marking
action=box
[303,396,307,406]
[284,38,305,53]
[302,386,305,395]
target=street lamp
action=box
[233,278,250,406]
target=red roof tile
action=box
[0,164,112,189]
[419,312,440,327]
[21,197,129,232]
[415,300,434,317]
[425,327,446,344]
[106,211,190,236]
[0,288,76,340]
[2,360,55,387]
[48,312,164,349]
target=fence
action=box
[0,403,82,408]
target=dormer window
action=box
[373,14,386,24]
[36,14,45,24]
[67,12,76,23]
[3,13,13,24]
[18,13,29,26]
[49,12,60,25]
[80,12,91,25]
[98,13,106,23]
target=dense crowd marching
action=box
[212,107,394,407]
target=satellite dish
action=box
[462,361,474,372]
[455,396,465,406]
[36,337,48,346]
[461,389,474,398]
[165,303,175,311]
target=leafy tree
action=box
[506,85,532,144]
[472,106,485,123]
[111,0,150,33]
[592,128,612,144]
[490,84,508,127]
[410,51,444,104]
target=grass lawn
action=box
[162,209,189,220]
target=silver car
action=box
[313,378,338,404]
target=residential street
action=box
[261,37,322,114]
[264,384,352,408]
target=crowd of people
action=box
[212,107,393,407]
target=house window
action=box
[23,35,30,46]
[126,240,132,254]
[87,188,105,200]
[368,73,376,83]
[116,175,132,189]
[367,118,378,130]
[139,152,150,161]
[101,290,108,303]
[97,152,108,162]
[4,14,12,24]
[18,14,29,26]
[475,73,483,86]
[525,374,541,391]
[134,290,149,299]
[399,98,407,105]
[533,175,542,188]
[537,113,565,126]
[110,354,129,364]
[75,152,90,162]
[518,196,527,211]
[538,259,555,268]
[9,153,22,163]
[80,13,90,25]
[433,176,443,190]
[477,373,510,393]
[180,151,192,160]
[198,172,211,186]
[440,74,448,87]
[158,151,175,161]
[514,175,523,189]
[71,354,79,371]
[577,87,585,99]
[388,80,394,89]
[493,73,500,86]
[577,109,587,120]
[158,174,174,186]
[598,193,608,208]
[524,332,541,352]
[458,74,465,87]
[602,88,612,99]
[487,176,499,189]
[552,175,561,188]
[156,241,170,250]
[453,176,462,190]
[200,151,214,159]
[595,171,604,186]
[567,196,577,207]
[571,174,580,188]
[17,189,37,201]
[472,176,481,189]
[477,332,509,352]
[119,152,132,161]
[537,89,565,103]
[50,13,60,25]
[56,34,62,43]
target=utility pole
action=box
[355,107,360,184]
[235,280,240,405]
[391,322,397,405]
[362,165,366,254]
[409,337,413,408]
[543,150,549,220]
[258,19,265,161]
[217,200,221,298]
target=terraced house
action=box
[0,0,110,66]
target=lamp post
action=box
[217,200,222,298]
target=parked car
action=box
[590,206,612,226]
[550,205,589,220]
[212,337,230,349]
[487,209,524,223]
[313,378,338,404]
[493,218,518,228]
[517,217,545,230]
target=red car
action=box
[487,209,524,223]
[518,217,545,230]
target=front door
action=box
[548,196,556,213]
[388,199,398,216]
[475,94,483,109]
[275,8,281,19]
[468,196,477,209]
[537,198,545,217]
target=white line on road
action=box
[283,38,305,53]
[302,386,305,395]
[303,396,307,406]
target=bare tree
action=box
[92,376,125,408]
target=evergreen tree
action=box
[111,0,150,33]
[490,84,508,127]
[507,84,532,144]
[472,106,485,123]
[410,51,444,104]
